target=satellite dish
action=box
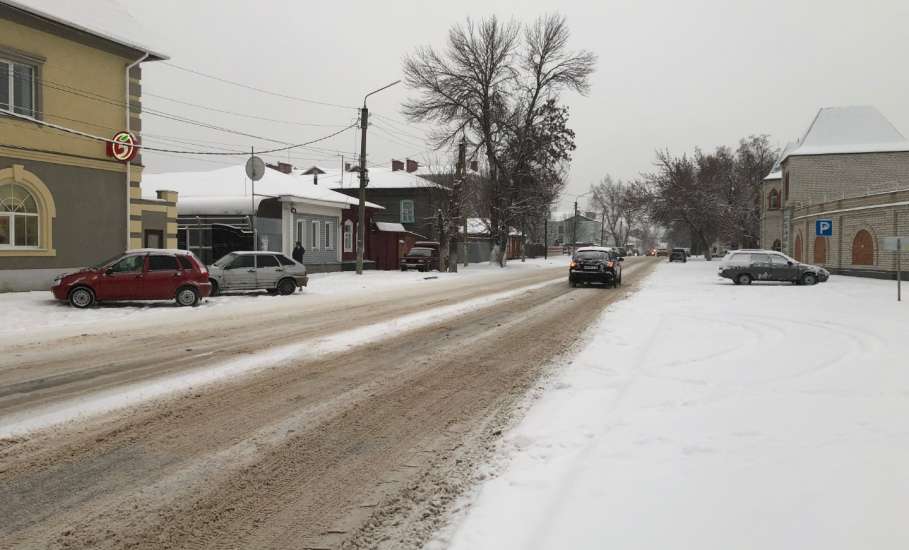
[245,155,266,181]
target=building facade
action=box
[0,1,173,291]
[761,106,909,279]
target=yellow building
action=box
[0,0,175,291]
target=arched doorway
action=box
[852,230,874,265]
[814,237,827,264]
[772,239,781,252]
[794,234,803,262]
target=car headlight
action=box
[53,273,64,283]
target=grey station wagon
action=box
[718,249,829,285]
[208,251,308,295]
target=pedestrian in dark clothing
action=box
[292,241,305,263]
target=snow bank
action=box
[437,259,909,550]
[0,256,569,343]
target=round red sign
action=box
[106,131,138,162]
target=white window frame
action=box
[400,199,415,224]
[324,220,335,250]
[310,220,320,250]
[0,58,36,117]
[296,220,305,246]
[0,182,39,249]
[343,219,353,253]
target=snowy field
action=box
[436,258,909,550]
[0,256,568,342]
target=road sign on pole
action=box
[882,236,908,302]
[246,153,264,251]
[815,219,833,237]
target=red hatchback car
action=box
[51,249,212,308]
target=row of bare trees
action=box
[402,14,596,266]
[622,136,777,259]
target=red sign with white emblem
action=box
[106,131,138,162]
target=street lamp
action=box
[356,80,402,275]
[566,189,594,253]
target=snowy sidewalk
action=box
[437,259,908,550]
[0,256,568,342]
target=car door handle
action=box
[275,269,285,272]
[247,269,256,273]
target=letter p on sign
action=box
[816,219,833,237]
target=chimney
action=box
[391,159,404,172]
[469,160,478,172]
[405,158,419,173]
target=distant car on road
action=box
[400,246,439,272]
[569,246,624,288]
[718,249,829,285]
[208,251,308,295]
[52,249,212,308]
[656,248,669,257]
[669,249,687,263]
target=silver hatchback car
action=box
[208,251,309,296]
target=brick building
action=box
[761,106,909,278]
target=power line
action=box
[159,62,358,110]
[4,109,358,155]
[143,92,355,128]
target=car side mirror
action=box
[105,267,114,276]
[787,261,793,266]
[618,257,625,262]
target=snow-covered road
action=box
[437,258,909,550]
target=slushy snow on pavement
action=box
[435,258,909,550]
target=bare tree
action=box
[403,14,596,266]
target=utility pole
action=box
[572,199,579,253]
[450,139,466,273]
[251,146,257,252]
[356,80,400,275]
[356,107,368,274]
[544,210,548,260]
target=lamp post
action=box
[356,80,401,275]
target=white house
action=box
[143,164,382,271]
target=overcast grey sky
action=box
[123,0,909,210]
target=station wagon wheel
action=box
[209,279,220,296]
[68,287,95,309]
[802,272,818,286]
[736,273,752,286]
[176,286,200,307]
[277,278,296,295]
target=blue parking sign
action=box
[816,219,833,237]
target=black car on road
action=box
[719,250,829,285]
[569,247,624,288]
[669,249,687,263]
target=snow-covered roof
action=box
[458,218,521,237]
[142,165,383,215]
[783,106,909,161]
[763,141,799,181]
[4,0,168,60]
[175,196,263,216]
[308,166,445,191]
[375,222,406,232]
[550,211,597,223]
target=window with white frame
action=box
[400,199,415,224]
[296,220,305,246]
[343,219,353,252]
[1,59,36,117]
[324,220,335,250]
[310,220,320,250]
[0,182,39,247]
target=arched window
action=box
[784,172,790,200]
[772,239,781,252]
[0,182,39,248]
[814,236,827,264]
[794,234,803,262]
[768,189,780,210]
[343,219,354,253]
[852,230,874,265]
